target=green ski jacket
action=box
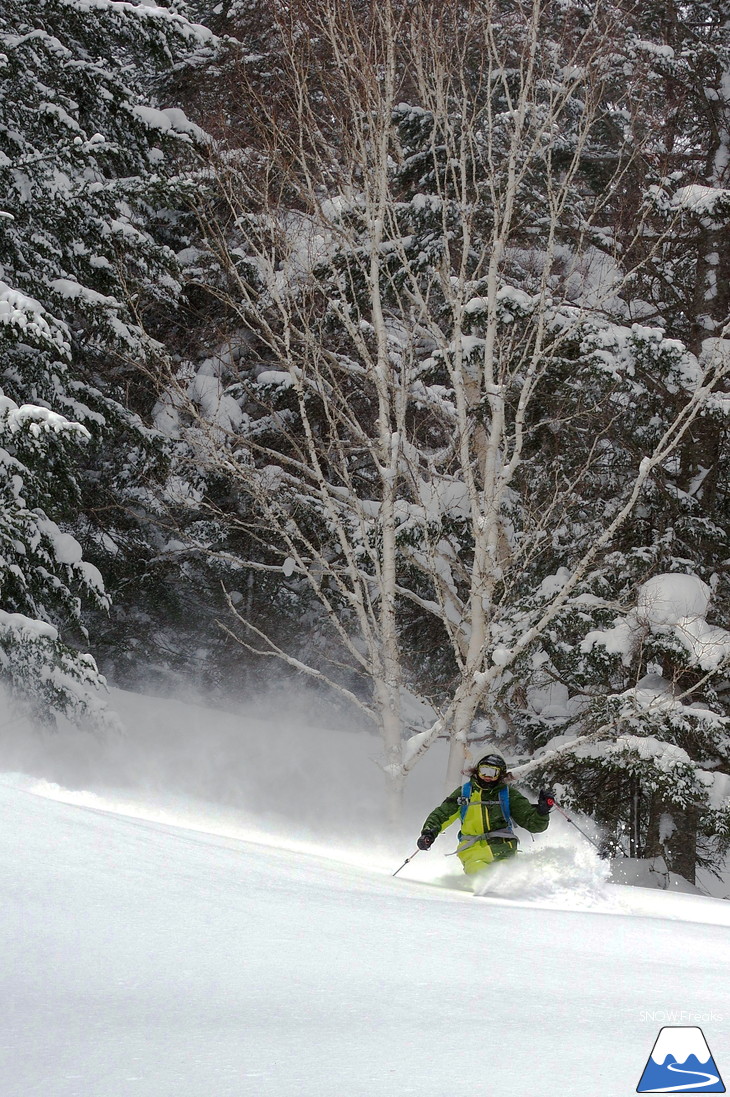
[422,781,549,844]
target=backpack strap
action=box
[457,780,472,827]
[499,786,514,833]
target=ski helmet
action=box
[474,753,507,785]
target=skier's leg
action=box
[490,838,519,862]
[458,842,495,875]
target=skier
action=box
[416,752,553,875]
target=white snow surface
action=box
[637,574,730,671]
[1,688,729,1095]
[132,104,208,143]
[0,279,69,353]
[673,184,730,217]
[3,775,730,1097]
[637,573,711,627]
[584,572,730,673]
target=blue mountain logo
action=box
[638,1027,725,1092]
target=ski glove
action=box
[417,830,437,850]
[537,789,555,816]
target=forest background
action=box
[1,0,729,886]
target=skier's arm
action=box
[508,786,550,833]
[421,788,462,835]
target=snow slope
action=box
[2,776,729,1097]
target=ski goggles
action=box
[477,763,502,781]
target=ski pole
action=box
[548,797,604,854]
[392,849,420,877]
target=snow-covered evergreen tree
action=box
[0,285,115,725]
[507,0,730,882]
[0,0,214,719]
[612,0,730,350]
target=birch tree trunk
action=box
[167,0,730,830]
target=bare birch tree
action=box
[167,0,730,818]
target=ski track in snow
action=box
[16,773,730,925]
[2,688,728,1097]
[1,774,730,1097]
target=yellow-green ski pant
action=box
[457,838,518,875]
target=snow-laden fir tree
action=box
[509,0,730,883]
[0,284,115,726]
[0,0,214,719]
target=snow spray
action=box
[549,797,604,854]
